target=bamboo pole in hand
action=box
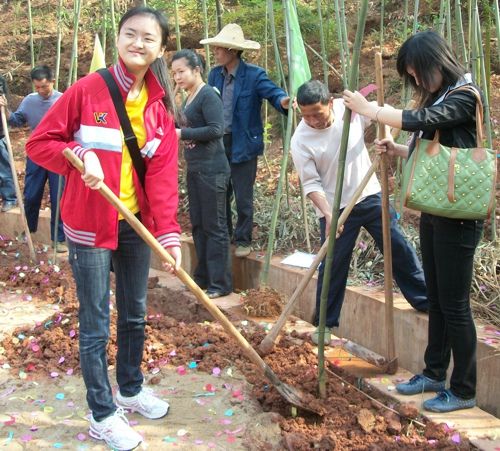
[375,52,397,374]
[0,107,37,262]
[317,0,369,398]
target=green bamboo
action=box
[67,0,82,87]
[27,0,34,70]
[215,0,223,31]
[333,0,348,88]
[339,0,350,75]
[101,0,107,58]
[403,0,409,37]
[267,0,287,89]
[439,0,446,36]
[316,0,328,85]
[201,0,210,76]
[110,0,117,63]
[173,0,181,51]
[468,0,473,66]
[262,1,272,178]
[380,0,385,51]
[446,0,452,47]
[483,0,491,101]
[412,0,420,34]
[493,0,500,62]
[470,0,480,80]
[54,0,63,90]
[455,0,468,67]
[260,0,294,286]
[317,0,369,398]
[474,4,496,240]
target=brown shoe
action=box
[52,241,68,253]
[234,245,251,258]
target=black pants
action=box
[223,134,258,246]
[315,193,428,328]
[420,213,483,399]
[187,170,232,294]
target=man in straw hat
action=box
[201,24,289,258]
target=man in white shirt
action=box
[291,80,427,344]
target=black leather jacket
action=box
[402,85,482,153]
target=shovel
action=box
[63,148,318,413]
[259,156,380,355]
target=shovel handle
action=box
[63,149,274,376]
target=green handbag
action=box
[401,86,497,220]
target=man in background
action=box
[201,24,289,257]
[0,65,66,251]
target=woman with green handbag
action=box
[343,30,486,413]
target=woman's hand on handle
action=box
[163,245,182,273]
[82,151,104,190]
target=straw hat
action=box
[200,23,260,51]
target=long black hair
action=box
[118,6,181,123]
[397,30,466,106]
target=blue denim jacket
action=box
[208,60,287,164]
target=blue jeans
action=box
[0,137,16,203]
[24,157,65,242]
[315,193,428,328]
[68,219,151,421]
[421,214,483,399]
[187,170,232,294]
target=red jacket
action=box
[26,60,180,250]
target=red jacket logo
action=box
[94,112,108,124]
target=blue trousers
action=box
[421,213,483,399]
[0,137,16,203]
[68,219,151,421]
[315,193,428,328]
[187,170,232,294]
[24,157,65,242]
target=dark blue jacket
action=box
[207,60,287,163]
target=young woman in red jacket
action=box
[27,7,180,450]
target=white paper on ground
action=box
[280,251,316,269]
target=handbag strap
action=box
[98,69,146,187]
[442,85,484,147]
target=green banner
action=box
[285,2,311,96]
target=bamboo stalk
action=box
[339,0,350,75]
[101,0,107,58]
[67,0,82,87]
[201,0,210,75]
[412,0,420,34]
[173,0,181,51]
[215,0,223,31]
[474,3,496,240]
[493,0,500,63]
[316,0,329,85]
[28,0,34,70]
[267,0,287,89]
[304,42,343,82]
[260,0,295,286]
[455,0,468,67]
[110,0,117,63]
[333,0,348,88]
[54,0,63,90]
[446,0,452,46]
[439,0,446,35]
[317,0,369,398]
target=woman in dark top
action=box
[172,49,232,298]
[343,31,484,413]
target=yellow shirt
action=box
[119,83,148,217]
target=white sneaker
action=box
[116,387,169,419]
[89,407,142,450]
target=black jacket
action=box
[402,85,482,152]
